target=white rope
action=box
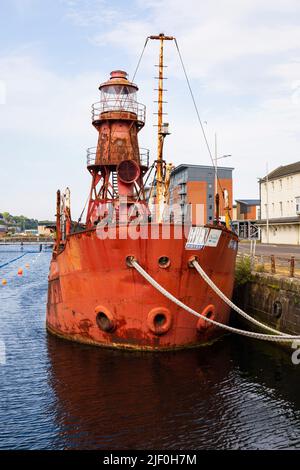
[192,259,288,336]
[130,258,300,343]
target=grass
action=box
[235,255,252,286]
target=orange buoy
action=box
[25,263,30,268]
[17,268,23,276]
[1,279,7,285]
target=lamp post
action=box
[266,162,269,244]
[214,133,231,196]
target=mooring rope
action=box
[192,259,286,336]
[130,258,300,343]
[0,253,27,270]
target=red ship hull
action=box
[46,224,238,351]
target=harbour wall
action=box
[233,273,300,335]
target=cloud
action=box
[84,0,300,198]
[3,0,300,218]
[62,0,121,27]
[0,51,104,219]
[0,53,100,137]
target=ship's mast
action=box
[149,34,174,222]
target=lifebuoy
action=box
[197,304,215,331]
[147,307,173,335]
[95,305,116,333]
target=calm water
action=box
[1,249,300,450]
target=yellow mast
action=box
[149,34,174,222]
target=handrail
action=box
[91,98,146,123]
[86,147,149,168]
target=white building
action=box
[258,161,300,244]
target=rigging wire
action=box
[76,190,91,227]
[174,39,227,201]
[131,37,149,83]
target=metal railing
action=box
[86,147,149,168]
[236,252,300,278]
[86,147,97,166]
[91,98,146,123]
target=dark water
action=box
[1,250,300,450]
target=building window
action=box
[296,197,300,214]
[279,179,282,190]
[209,205,212,210]
[272,181,274,191]
[240,204,250,214]
[208,216,212,221]
[208,194,213,199]
[279,201,283,216]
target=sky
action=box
[1,0,300,219]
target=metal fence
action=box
[236,252,300,278]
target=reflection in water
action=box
[1,251,300,449]
[47,337,231,450]
[47,334,300,450]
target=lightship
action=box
[46,34,238,350]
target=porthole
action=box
[147,307,173,335]
[96,311,115,332]
[158,256,170,268]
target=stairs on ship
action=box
[112,171,118,196]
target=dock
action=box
[0,239,54,252]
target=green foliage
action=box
[267,284,280,291]
[235,256,252,286]
[38,220,54,225]
[256,264,265,273]
[2,211,10,221]
[0,212,38,229]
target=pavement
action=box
[238,242,300,258]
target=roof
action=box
[260,161,300,182]
[172,163,234,175]
[236,199,260,206]
[257,216,300,225]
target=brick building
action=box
[236,199,260,220]
[232,199,260,239]
[169,164,233,224]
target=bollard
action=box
[271,254,276,274]
[290,256,295,278]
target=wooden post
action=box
[271,254,276,274]
[290,256,295,278]
[260,255,265,272]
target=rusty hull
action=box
[46,224,238,351]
